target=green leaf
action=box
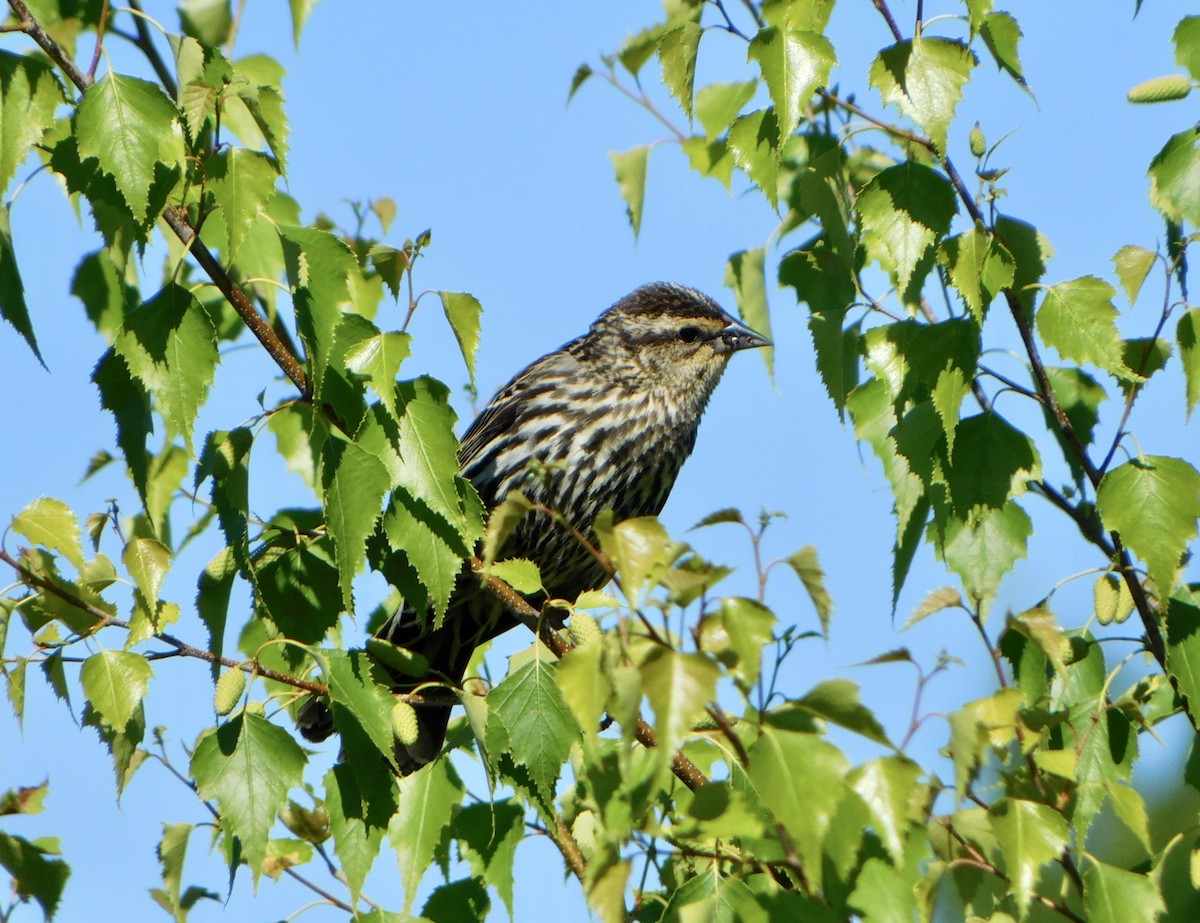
[0,832,70,920]
[11,497,85,572]
[1149,128,1200,226]
[190,713,306,880]
[1175,15,1200,81]
[595,516,675,607]
[869,37,977,151]
[1036,276,1129,378]
[695,80,757,137]
[75,73,184,222]
[388,758,463,912]
[1178,307,1200,418]
[324,762,396,902]
[485,656,578,802]
[345,331,412,420]
[114,284,220,452]
[321,437,391,612]
[858,163,957,304]
[485,559,543,595]
[1097,456,1200,596]
[783,545,832,636]
[847,857,918,923]
[123,536,171,637]
[92,349,153,502]
[980,11,1026,87]
[639,647,719,761]
[747,727,847,892]
[724,247,773,378]
[281,225,356,400]
[0,52,64,194]
[937,226,1015,322]
[704,596,775,687]
[727,108,781,208]
[1165,584,1200,715]
[437,292,482,388]
[381,490,463,622]
[939,500,1032,605]
[947,412,1040,514]
[747,26,836,139]
[206,147,278,263]
[456,801,524,918]
[179,0,233,46]
[324,649,397,768]
[395,377,474,544]
[1042,366,1107,485]
[81,650,153,731]
[987,798,1069,916]
[796,678,891,746]
[195,428,254,574]
[255,533,341,644]
[0,204,41,364]
[424,878,490,923]
[659,21,702,119]
[234,82,290,172]
[609,146,649,238]
[288,0,316,45]
[1083,861,1165,923]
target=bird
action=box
[298,282,770,773]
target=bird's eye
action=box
[678,326,702,344]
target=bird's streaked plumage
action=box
[299,282,769,773]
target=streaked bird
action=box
[299,282,770,773]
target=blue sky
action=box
[2,2,1198,920]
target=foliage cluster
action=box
[1,1,1199,921]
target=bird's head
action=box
[582,282,771,398]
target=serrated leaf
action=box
[727,108,781,208]
[988,798,1069,916]
[609,146,648,238]
[324,650,397,768]
[980,11,1026,87]
[190,713,306,881]
[1112,244,1157,305]
[1175,15,1200,82]
[869,37,977,151]
[596,516,674,607]
[179,0,232,46]
[456,801,523,919]
[75,73,184,221]
[659,21,702,119]
[939,500,1032,605]
[114,284,219,452]
[388,756,464,912]
[486,559,543,595]
[1097,456,1200,596]
[206,147,278,263]
[1179,308,1200,418]
[850,757,922,865]
[485,656,578,802]
[321,438,391,612]
[0,205,40,364]
[345,331,412,419]
[0,832,70,920]
[858,162,957,304]
[1036,276,1129,378]
[93,349,153,502]
[11,497,84,572]
[324,762,396,902]
[747,26,836,139]
[746,727,847,892]
[937,226,1015,322]
[1149,128,1200,226]
[1083,861,1164,923]
[396,377,474,544]
[437,292,482,388]
[847,857,917,923]
[639,647,719,761]
[0,51,65,193]
[947,412,1040,514]
[695,80,757,137]
[81,650,152,731]
[382,491,463,624]
[783,545,832,636]
[907,585,963,628]
[195,427,253,574]
[796,678,891,746]
[725,247,773,379]
[567,63,592,102]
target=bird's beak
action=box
[714,318,772,354]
